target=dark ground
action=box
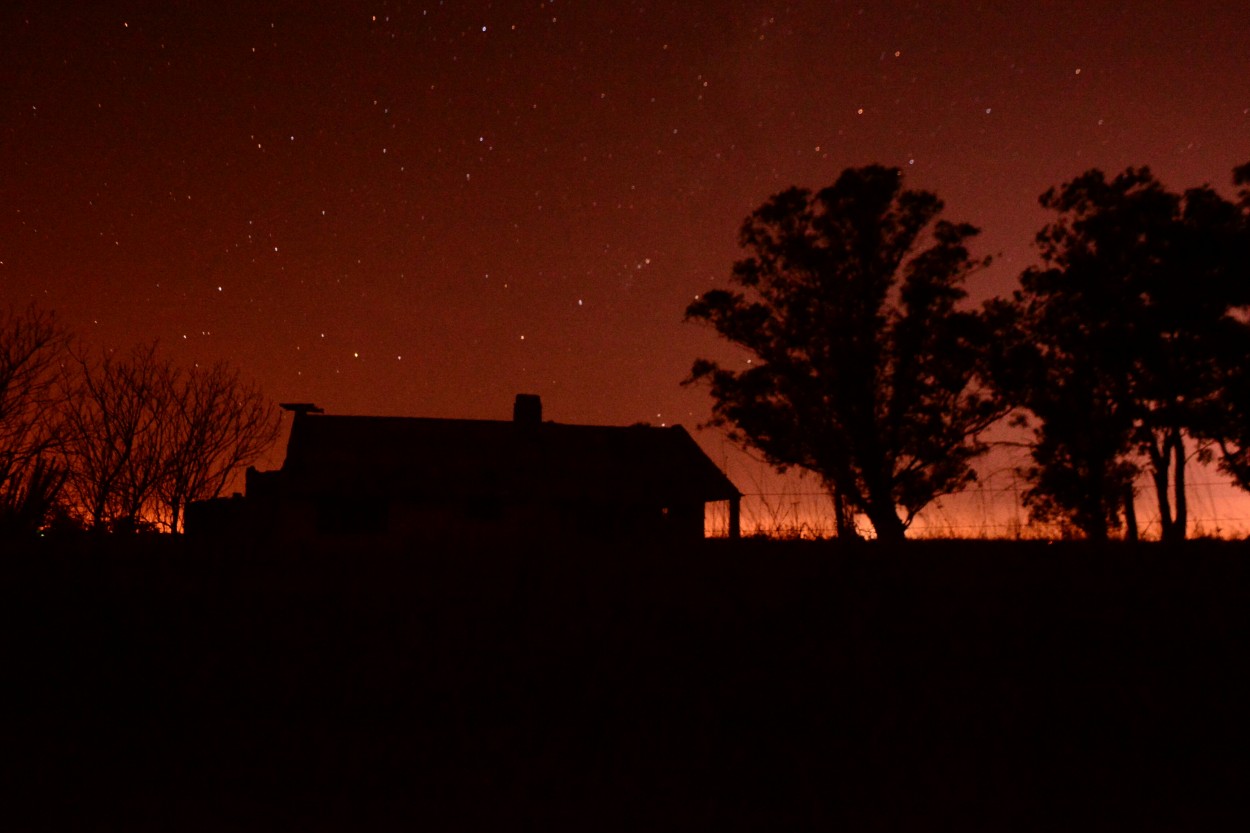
[4,536,1248,831]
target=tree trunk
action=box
[864,501,907,542]
[1078,452,1113,541]
[857,460,907,542]
[873,514,907,542]
[1152,427,1189,544]
[1171,431,1188,542]
[830,486,859,540]
[90,493,110,532]
[1083,509,1109,542]
[1123,483,1138,542]
[1148,434,1174,543]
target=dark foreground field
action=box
[5,536,1249,831]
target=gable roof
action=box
[276,413,740,504]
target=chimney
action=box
[513,393,542,425]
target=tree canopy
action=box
[686,165,1002,541]
[1197,163,1250,491]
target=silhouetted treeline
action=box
[688,163,1250,541]
[0,306,279,536]
[7,164,1250,542]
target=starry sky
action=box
[4,1,1250,531]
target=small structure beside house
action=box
[187,394,741,544]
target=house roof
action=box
[274,413,740,504]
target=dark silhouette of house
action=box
[188,394,740,544]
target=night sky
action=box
[5,1,1250,532]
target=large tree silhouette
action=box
[985,274,1140,540]
[685,166,1002,541]
[990,165,1250,541]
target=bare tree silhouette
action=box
[156,362,278,533]
[0,305,69,534]
[58,342,279,533]
[59,343,170,531]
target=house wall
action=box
[191,492,716,546]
